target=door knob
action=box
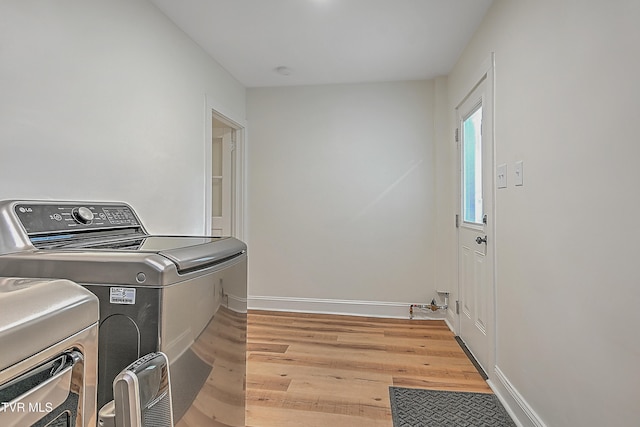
[476,235,487,244]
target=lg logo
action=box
[18,207,33,213]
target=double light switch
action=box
[496,161,523,188]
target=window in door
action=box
[462,104,483,225]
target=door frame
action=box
[204,95,247,241]
[454,53,496,379]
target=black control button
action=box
[72,207,94,224]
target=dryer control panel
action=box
[14,202,143,235]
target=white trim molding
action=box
[225,293,248,314]
[248,296,448,320]
[490,366,547,427]
[204,93,248,242]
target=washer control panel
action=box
[14,202,142,235]
[73,206,95,224]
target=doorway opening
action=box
[205,109,245,240]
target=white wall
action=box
[0,0,246,234]
[247,81,437,315]
[441,1,640,425]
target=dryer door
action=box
[0,351,82,427]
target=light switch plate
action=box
[514,160,524,186]
[497,163,507,188]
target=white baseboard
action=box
[225,293,248,314]
[445,307,458,334]
[248,295,447,320]
[490,366,546,427]
[444,315,455,334]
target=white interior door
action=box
[456,71,494,376]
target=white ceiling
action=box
[149,0,493,88]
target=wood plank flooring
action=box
[246,311,491,427]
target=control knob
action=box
[73,207,94,224]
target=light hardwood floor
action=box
[246,310,491,427]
